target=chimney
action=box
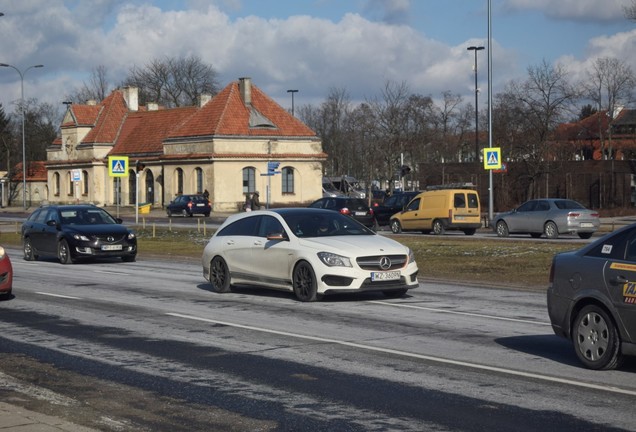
[147,102,159,111]
[86,99,97,106]
[122,86,139,111]
[238,77,252,106]
[198,93,212,107]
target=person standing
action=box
[244,193,252,212]
[251,191,261,210]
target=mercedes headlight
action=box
[317,252,352,267]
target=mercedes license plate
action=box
[371,271,401,281]
[101,244,123,251]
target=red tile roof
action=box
[81,91,129,145]
[109,106,198,155]
[168,80,316,139]
[12,161,47,182]
[61,105,101,128]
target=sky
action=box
[0,0,634,118]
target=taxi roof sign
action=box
[483,147,501,170]
[109,156,129,177]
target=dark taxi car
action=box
[308,197,376,229]
[166,194,212,217]
[548,223,636,370]
[21,204,137,264]
[373,191,420,226]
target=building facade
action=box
[44,77,326,211]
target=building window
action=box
[128,169,136,204]
[82,170,89,195]
[53,172,60,196]
[67,172,74,196]
[195,167,203,194]
[242,167,255,193]
[176,168,184,195]
[282,167,294,194]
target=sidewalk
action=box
[0,402,98,432]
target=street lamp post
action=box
[467,46,484,162]
[287,89,298,116]
[0,63,44,209]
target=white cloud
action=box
[502,0,627,21]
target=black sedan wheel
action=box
[573,305,622,370]
[23,237,37,261]
[209,256,231,293]
[390,220,402,234]
[293,261,319,302]
[58,239,74,264]
[495,220,509,237]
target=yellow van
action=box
[389,188,481,235]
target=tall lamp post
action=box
[287,89,298,116]
[0,63,44,209]
[467,46,484,162]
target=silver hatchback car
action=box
[492,198,600,239]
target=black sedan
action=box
[166,194,211,217]
[21,204,137,264]
[308,197,376,229]
[548,223,636,370]
[373,191,420,226]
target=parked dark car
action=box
[373,191,420,226]
[492,198,600,239]
[308,197,376,229]
[166,194,212,217]
[21,204,137,264]
[548,223,636,370]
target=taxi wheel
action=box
[573,305,622,370]
[209,256,231,293]
[293,261,319,302]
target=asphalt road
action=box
[0,250,634,431]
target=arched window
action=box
[67,172,74,196]
[195,167,203,193]
[242,167,255,193]
[53,172,60,196]
[82,170,89,195]
[282,167,294,194]
[176,168,184,195]
[128,169,136,204]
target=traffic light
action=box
[135,160,145,172]
[400,165,411,177]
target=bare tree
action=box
[624,0,636,21]
[65,65,111,103]
[123,55,220,107]
[584,57,635,159]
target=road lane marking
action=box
[166,312,636,397]
[94,270,131,275]
[370,300,551,326]
[35,292,82,300]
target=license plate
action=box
[371,271,401,281]
[580,223,594,228]
[355,211,366,216]
[196,203,205,207]
[101,244,122,251]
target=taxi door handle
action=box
[613,275,629,284]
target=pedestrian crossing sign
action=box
[108,156,129,177]
[483,147,501,170]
